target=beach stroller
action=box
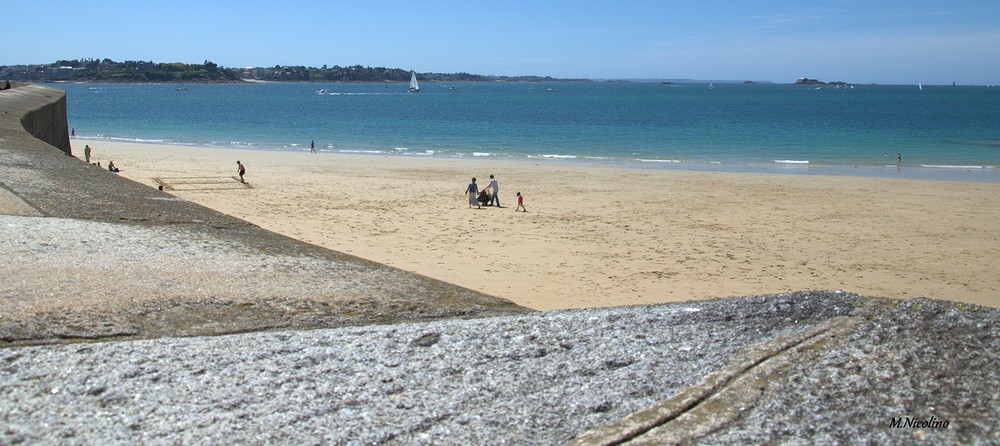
[477,189,492,206]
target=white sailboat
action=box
[408,71,420,93]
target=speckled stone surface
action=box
[2,292,997,445]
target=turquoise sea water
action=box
[62,81,1000,181]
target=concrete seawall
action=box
[13,83,72,156]
[0,83,530,345]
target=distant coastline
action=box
[4,59,849,85]
[1,59,589,84]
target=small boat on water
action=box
[408,71,420,93]
[316,89,328,95]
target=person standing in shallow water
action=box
[237,160,246,183]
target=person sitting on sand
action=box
[237,160,246,183]
[108,161,120,173]
[516,191,527,212]
[1,80,10,90]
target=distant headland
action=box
[0,59,588,84]
[794,77,860,87]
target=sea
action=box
[61,81,1000,182]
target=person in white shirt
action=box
[488,174,500,207]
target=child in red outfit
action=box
[516,192,527,212]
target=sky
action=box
[6,0,1000,85]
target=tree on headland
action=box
[0,59,242,83]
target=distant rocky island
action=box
[659,79,770,85]
[1,59,588,84]
[794,77,854,87]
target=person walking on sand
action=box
[84,144,92,164]
[487,174,500,207]
[237,160,247,183]
[310,140,316,154]
[465,177,480,209]
[516,191,527,212]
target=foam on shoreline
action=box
[72,135,1000,183]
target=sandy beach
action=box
[86,140,1000,310]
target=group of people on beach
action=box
[80,144,120,172]
[465,174,526,211]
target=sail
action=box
[408,72,420,93]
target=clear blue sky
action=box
[7,0,1000,84]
